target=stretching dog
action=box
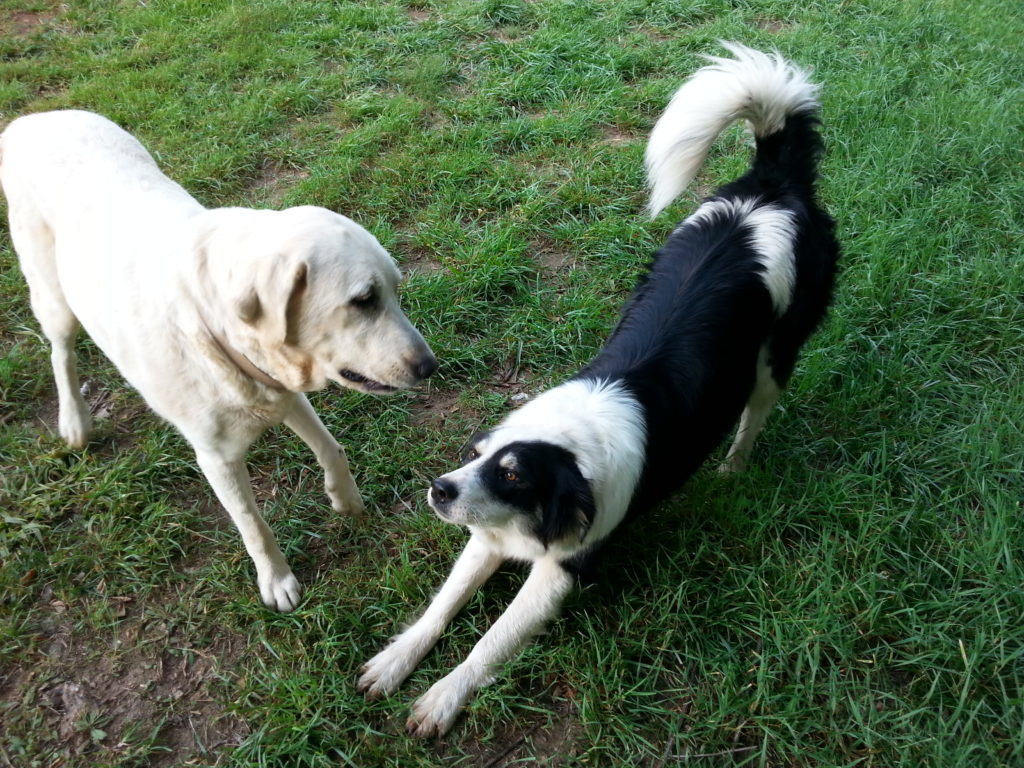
[359,43,840,736]
[0,110,437,611]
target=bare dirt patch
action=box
[468,694,585,767]
[539,249,574,274]
[408,389,465,429]
[754,16,793,33]
[530,237,578,278]
[23,390,61,437]
[636,25,672,43]
[81,380,154,452]
[0,6,60,37]
[600,125,638,146]
[695,179,718,199]
[399,244,445,276]
[0,599,249,766]
[492,358,527,392]
[406,7,431,23]
[246,159,310,207]
[22,379,154,453]
[525,107,567,123]
[490,28,519,44]
[488,359,548,409]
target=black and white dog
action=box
[359,43,840,736]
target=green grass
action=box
[1,0,1023,765]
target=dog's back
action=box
[1,111,203,312]
[580,43,840,508]
[1,110,200,228]
[1,111,206,389]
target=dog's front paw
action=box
[717,453,746,474]
[330,489,365,518]
[259,569,302,612]
[406,667,477,738]
[358,639,420,698]
[326,477,365,518]
[59,404,92,449]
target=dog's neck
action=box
[203,324,287,391]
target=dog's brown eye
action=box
[504,471,519,483]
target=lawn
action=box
[1,0,1022,765]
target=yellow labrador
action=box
[0,110,437,611]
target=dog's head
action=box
[427,430,596,547]
[197,206,436,392]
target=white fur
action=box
[645,41,818,218]
[358,379,646,735]
[745,204,797,313]
[721,345,782,472]
[359,536,503,700]
[1,110,434,611]
[682,197,797,313]
[495,379,646,547]
[406,558,573,737]
[427,378,646,560]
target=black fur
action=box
[434,111,838,570]
[460,430,491,464]
[478,441,597,547]
[572,110,839,553]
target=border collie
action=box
[359,42,840,736]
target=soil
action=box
[0,591,249,766]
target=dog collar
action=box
[205,325,287,391]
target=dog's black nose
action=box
[413,353,438,380]
[430,478,458,504]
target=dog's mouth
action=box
[430,503,457,523]
[337,369,397,393]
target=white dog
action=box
[0,110,437,611]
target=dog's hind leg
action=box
[194,449,301,611]
[721,346,781,473]
[10,207,92,448]
[283,393,364,517]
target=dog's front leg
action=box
[358,535,502,698]
[406,557,574,738]
[284,393,363,517]
[195,450,301,612]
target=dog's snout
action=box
[430,478,458,505]
[412,353,438,380]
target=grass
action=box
[1,0,1022,765]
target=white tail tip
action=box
[644,41,818,219]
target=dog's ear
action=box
[282,261,308,346]
[537,455,596,547]
[193,210,307,344]
[234,287,262,324]
[240,259,308,345]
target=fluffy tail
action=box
[644,41,820,219]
